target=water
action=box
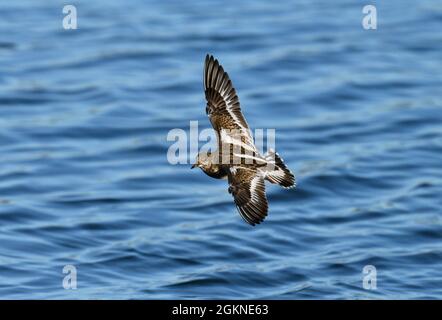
[0,0,441,299]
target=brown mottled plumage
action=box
[191,54,295,226]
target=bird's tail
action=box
[263,149,296,188]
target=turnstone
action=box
[191,54,295,226]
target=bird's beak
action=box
[191,164,196,169]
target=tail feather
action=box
[264,150,296,188]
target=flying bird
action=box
[191,54,295,226]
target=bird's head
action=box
[191,151,212,170]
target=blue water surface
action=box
[0,0,441,299]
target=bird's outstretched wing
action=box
[204,54,257,153]
[228,167,268,226]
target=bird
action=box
[191,54,295,226]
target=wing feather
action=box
[204,54,256,153]
[228,167,268,226]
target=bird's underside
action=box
[197,54,295,226]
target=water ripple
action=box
[0,0,441,299]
